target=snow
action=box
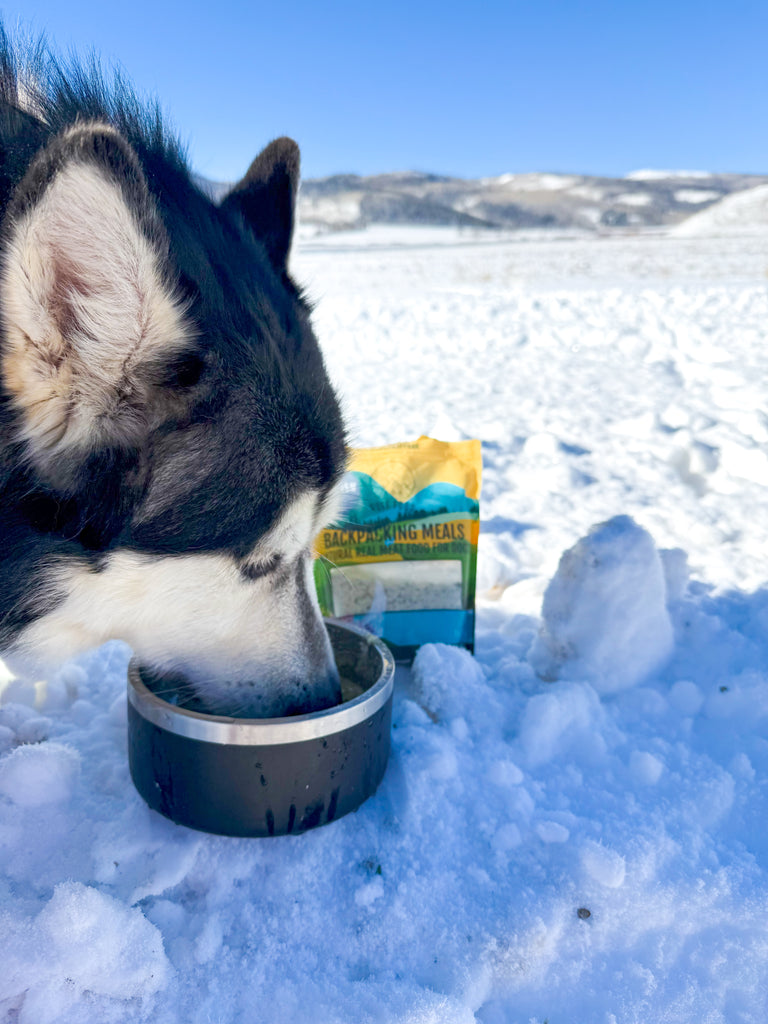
[674,188,722,205]
[299,194,363,229]
[566,183,606,201]
[672,184,768,237]
[529,515,674,693]
[2,225,768,1022]
[612,192,653,207]
[0,741,79,807]
[1,882,169,1024]
[481,173,579,191]
[625,168,713,180]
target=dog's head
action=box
[0,122,347,716]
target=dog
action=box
[0,27,347,717]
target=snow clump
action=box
[0,881,169,1024]
[530,515,674,693]
[0,741,80,806]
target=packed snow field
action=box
[2,225,768,1023]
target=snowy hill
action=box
[671,182,768,236]
[297,169,768,234]
[198,170,768,235]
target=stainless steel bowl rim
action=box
[127,619,395,746]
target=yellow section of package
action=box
[347,436,481,503]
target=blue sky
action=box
[5,1,767,182]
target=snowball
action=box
[581,841,626,888]
[0,742,80,806]
[529,515,674,693]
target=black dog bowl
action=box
[127,620,395,836]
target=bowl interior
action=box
[135,619,388,720]
[327,620,386,701]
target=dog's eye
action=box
[161,352,205,389]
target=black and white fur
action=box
[0,29,347,716]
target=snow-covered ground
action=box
[2,225,768,1023]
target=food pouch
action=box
[313,436,481,660]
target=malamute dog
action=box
[0,28,347,717]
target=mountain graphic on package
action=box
[343,474,479,527]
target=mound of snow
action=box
[672,184,768,236]
[516,680,614,767]
[412,643,487,722]
[1,882,169,1024]
[0,741,79,806]
[529,515,674,693]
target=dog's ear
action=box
[221,137,300,271]
[0,122,192,486]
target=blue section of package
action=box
[351,609,475,648]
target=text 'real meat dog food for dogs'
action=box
[314,437,481,660]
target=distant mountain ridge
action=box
[298,169,768,233]
[197,170,768,234]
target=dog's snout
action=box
[175,550,342,718]
[300,614,342,712]
[281,667,341,717]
